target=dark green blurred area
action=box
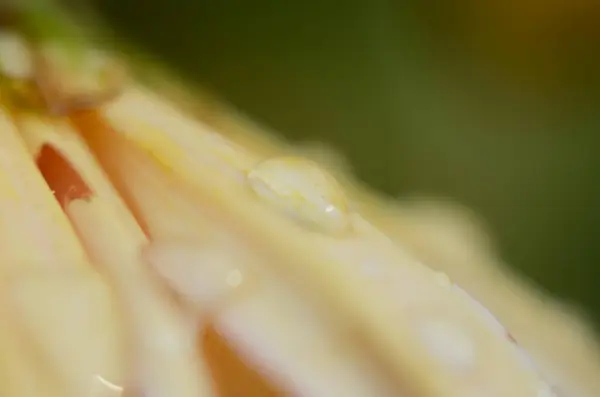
[95,0,599,325]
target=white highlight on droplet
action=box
[247,156,351,235]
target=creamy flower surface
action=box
[0,19,598,397]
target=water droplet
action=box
[144,243,249,308]
[247,156,351,235]
[226,269,244,288]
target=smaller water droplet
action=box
[226,269,244,288]
[145,243,249,308]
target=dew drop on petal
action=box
[144,243,248,308]
[247,156,351,235]
[225,268,244,289]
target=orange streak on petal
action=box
[36,144,94,210]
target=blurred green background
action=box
[94,0,599,325]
